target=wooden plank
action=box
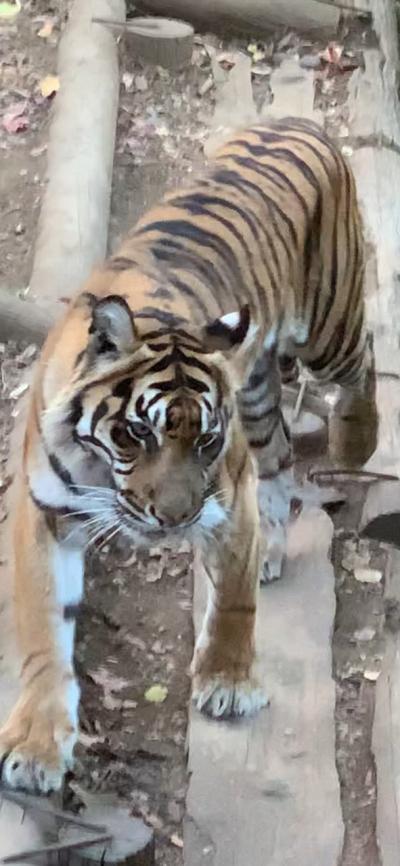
[372,549,400,866]
[186,45,343,866]
[185,510,343,865]
[347,2,400,863]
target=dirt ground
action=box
[0,5,393,866]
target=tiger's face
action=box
[69,296,257,541]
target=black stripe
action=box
[134,307,186,327]
[151,241,230,308]
[184,187,285,286]
[167,275,211,317]
[169,191,278,313]
[68,395,83,427]
[200,435,224,463]
[139,220,245,306]
[76,433,114,462]
[151,286,173,300]
[148,374,209,394]
[248,414,284,448]
[212,168,298,248]
[302,193,322,323]
[91,399,108,436]
[240,402,279,424]
[112,378,133,398]
[48,452,77,492]
[225,152,310,218]
[254,128,335,178]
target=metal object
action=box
[0,790,111,866]
[361,512,400,548]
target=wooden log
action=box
[0,0,126,814]
[29,0,125,321]
[135,0,340,37]
[0,291,54,344]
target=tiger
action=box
[0,117,378,793]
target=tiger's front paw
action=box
[192,673,268,720]
[0,685,78,793]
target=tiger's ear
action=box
[89,295,137,356]
[202,305,258,353]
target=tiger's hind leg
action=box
[239,346,294,583]
[303,329,378,467]
[328,332,378,466]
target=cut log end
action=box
[124,17,194,69]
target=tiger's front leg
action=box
[239,344,294,583]
[191,448,268,719]
[0,484,82,793]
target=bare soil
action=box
[0,8,392,866]
[0,1,69,295]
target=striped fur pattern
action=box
[0,118,377,792]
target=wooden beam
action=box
[185,52,343,866]
[347,2,400,863]
[135,0,340,37]
[186,511,343,865]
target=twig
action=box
[1,836,112,864]
[312,0,371,14]
[292,380,307,423]
[92,17,163,30]
[308,468,400,484]
[0,790,107,832]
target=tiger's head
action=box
[67,295,258,541]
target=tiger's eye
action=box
[128,421,152,439]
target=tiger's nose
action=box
[156,506,200,528]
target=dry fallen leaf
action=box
[170,834,184,849]
[3,102,29,134]
[122,71,134,92]
[144,684,168,703]
[364,669,381,682]
[135,74,148,92]
[89,667,131,698]
[9,382,29,400]
[354,567,382,584]
[0,0,21,19]
[38,19,54,38]
[354,627,376,642]
[39,74,60,98]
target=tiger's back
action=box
[114,118,365,383]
